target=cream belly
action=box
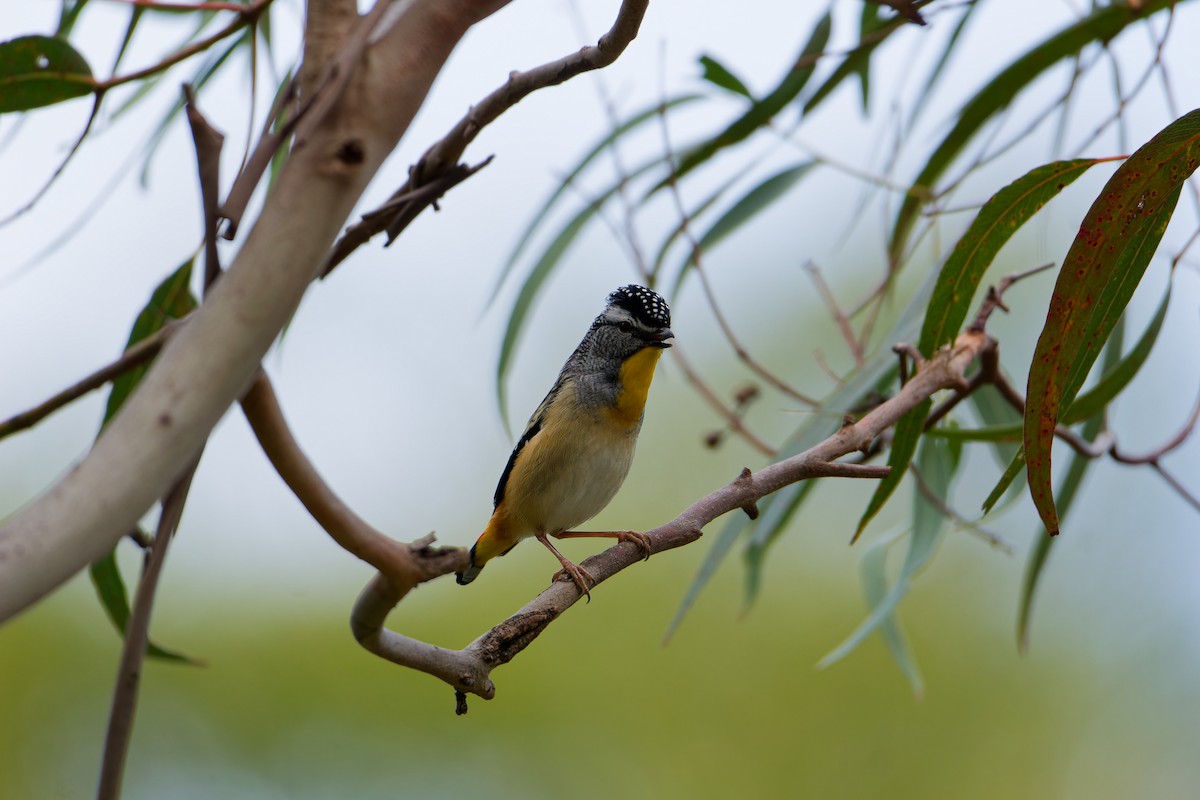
[502,398,639,538]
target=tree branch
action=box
[352,326,991,712]
[324,0,650,273]
[0,0,513,624]
[97,462,198,800]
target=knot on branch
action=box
[474,609,561,668]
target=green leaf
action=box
[669,265,942,639]
[969,383,1022,464]
[89,548,200,664]
[0,35,93,113]
[56,0,92,37]
[860,532,924,698]
[650,171,743,281]
[1017,318,1123,647]
[1024,109,1199,537]
[852,2,886,110]
[91,258,199,663]
[489,96,700,307]
[855,399,930,541]
[891,0,1183,263]
[928,422,1021,443]
[982,449,1025,516]
[906,1,978,130]
[669,162,816,297]
[918,158,1108,356]
[102,258,198,430]
[496,204,599,427]
[741,480,816,610]
[662,12,831,189]
[819,435,957,670]
[698,54,753,99]
[1061,285,1170,424]
[1017,408,1105,650]
[803,13,905,115]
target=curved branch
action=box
[0,0,512,623]
[239,372,441,586]
[353,328,988,712]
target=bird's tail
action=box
[456,543,484,585]
[456,514,516,585]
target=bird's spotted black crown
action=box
[607,284,671,328]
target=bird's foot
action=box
[552,561,596,602]
[614,530,652,561]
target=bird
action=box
[456,284,674,598]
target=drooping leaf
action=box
[852,2,886,110]
[741,480,816,610]
[1024,109,1199,537]
[969,383,1022,464]
[803,11,906,115]
[660,12,830,189]
[918,158,1110,356]
[489,96,700,307]
[891,0,1184,263]
[819,435,958,670]
[906,0,978,130]
[91,258,200,662]
[102,258,198,429]
[669,161,816,298]
[669,266,942,639]
[650,170,743,281]
[90,547,201,664]
[0,35,93,113]
[56,0,92,37]
[110,6,146,77]
[1017,402,1106,650]
[698,54,753,99]
[854,399,931,542]
[496,205,599,426]
[110,11,220,122]
[138,29,246,186]
[982,449,1024,516]
[860,532,924,697]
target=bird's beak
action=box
[647,327,674,348]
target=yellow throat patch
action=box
[608,346,664,427]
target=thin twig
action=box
[324,0,650,274]
[654,103,819,407]
[97,462,198,800]
[96,0,274,90]
[910,465,1014,552]
[0,322,181,441]
[806,261,865,367]
[184,86,226,290]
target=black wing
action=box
[493,383,558,508]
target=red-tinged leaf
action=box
[918,158,1112,356]
[1023,109,1200,536]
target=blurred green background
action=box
[3,1,1200,798]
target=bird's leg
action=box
[535,532,595,601]
[550,529,652,561]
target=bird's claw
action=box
[553,562,596,602]
[617,530,653,561]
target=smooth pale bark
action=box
[0,0,511,623]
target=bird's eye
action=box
[616,321,634,333]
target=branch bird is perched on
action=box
[456,285,674,598]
